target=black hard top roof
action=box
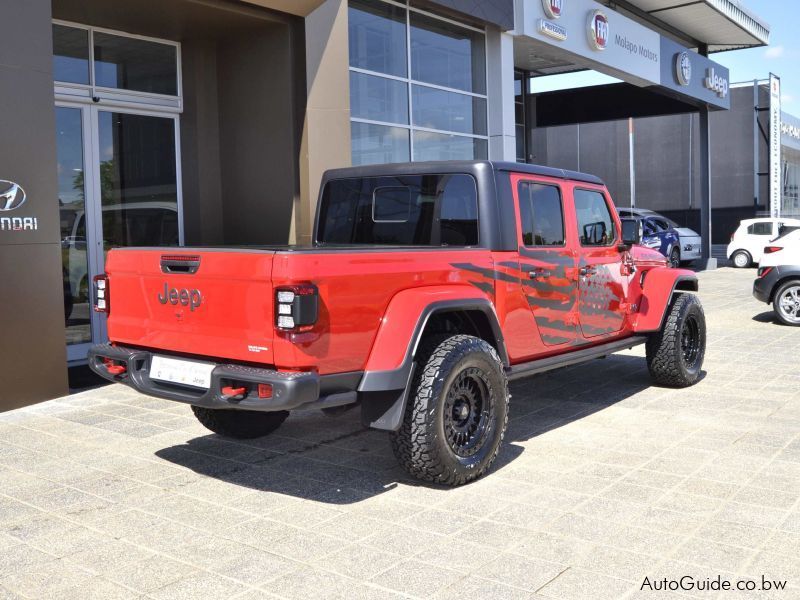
[322,160,605,186]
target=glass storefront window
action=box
[411,85,486,136]
[348,0,407,77]
[348,1,488,164]
[53,25,90,85]
[410,12,485,94]
[413,131,487,161]
[350,71,409,124]
[351,122,411,166]
[94,33,178,95]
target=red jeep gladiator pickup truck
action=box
[89,161,706,485]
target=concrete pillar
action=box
[698,106,716,269]
[297,0,351,244]
[0,0,68,410]
[486,28,517,162]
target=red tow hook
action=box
[221,386,247,400]
[103,359,126,376]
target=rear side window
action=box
[317,174,478,246]
[748,222,773,235]
[518,182,565,246]
[574,189,616,246]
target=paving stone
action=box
[148,572,250,599]
[538,567,633,599]
[106,555,199,593]
[369,559,464,597]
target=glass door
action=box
[94,110,180,259]
[56,104,181,363]
[57,104,104,363]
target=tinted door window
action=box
[747,222,773,235]
[574,189,616,246]
[318,174,478,246]
[518,182,565,246]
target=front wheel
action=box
[773,280,800,326]
[646,293,706,387]
[669,247,681,269]
[191,406,289,439]
[390,335,509,486]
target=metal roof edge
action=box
[706,0,770,46]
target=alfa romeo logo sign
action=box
[542,0,563,19]
[587,10,609,51]
[675,51,692,86]
[0,180,26,211]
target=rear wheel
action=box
[773,280,800,326]
[646,293,706,387]
[390,335,508,486]
[732,250,751,268]
[191,406,289,439]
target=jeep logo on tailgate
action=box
[158,283,202,311]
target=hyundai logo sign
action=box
[0,180,26,211]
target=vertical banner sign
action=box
[769,74,782,218]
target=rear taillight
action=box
[275,284,318,331]
[93,274,109,313]
[764,246,783,254]
[730,233,735,242]
[758,267,773,278]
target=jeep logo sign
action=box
[0,180,26,211]
[704,67,728,98]
[158,283,202,311]
[541,0,563,19]
[587,10,608,51]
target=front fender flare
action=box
[633,267,698,333]
[358,286,507,430]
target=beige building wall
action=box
[296,0,352,244]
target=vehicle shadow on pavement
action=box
[752,310,786,325]
[155,354,664,503]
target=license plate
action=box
[149,355,215,389]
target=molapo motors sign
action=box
[520,0,661,86]
[770,74,782,218]
[0,180,38,232]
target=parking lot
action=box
[1,266,799,599]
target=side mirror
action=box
[620,218,642,248]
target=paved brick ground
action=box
[1,267,799,599]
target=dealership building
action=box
[0,0,771,407]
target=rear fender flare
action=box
[634,267,698,333]
[358,286,507,430]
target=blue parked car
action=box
[617,208,702,268]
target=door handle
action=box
[529,268,551,280]
[579,266,596,277]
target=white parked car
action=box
[727,217,800,268]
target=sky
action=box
[532,0,798,113]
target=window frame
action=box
[573,187,618,248]
[347,0,489,164]
[517,180,567,248]
[53,20,182,113]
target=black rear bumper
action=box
[88,344,358,412]
[752,265,800,304]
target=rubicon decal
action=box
[157,283,202,311]
[0,180,26,211]
[587,10,609,51]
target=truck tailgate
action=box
[105,249,276,364]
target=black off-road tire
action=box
[646,293,706,387]
[191,406,289,439]
[390,335,509,486]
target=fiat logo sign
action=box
[541,0,563,19]
[0,180,26,211]
[587,10,609,51]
